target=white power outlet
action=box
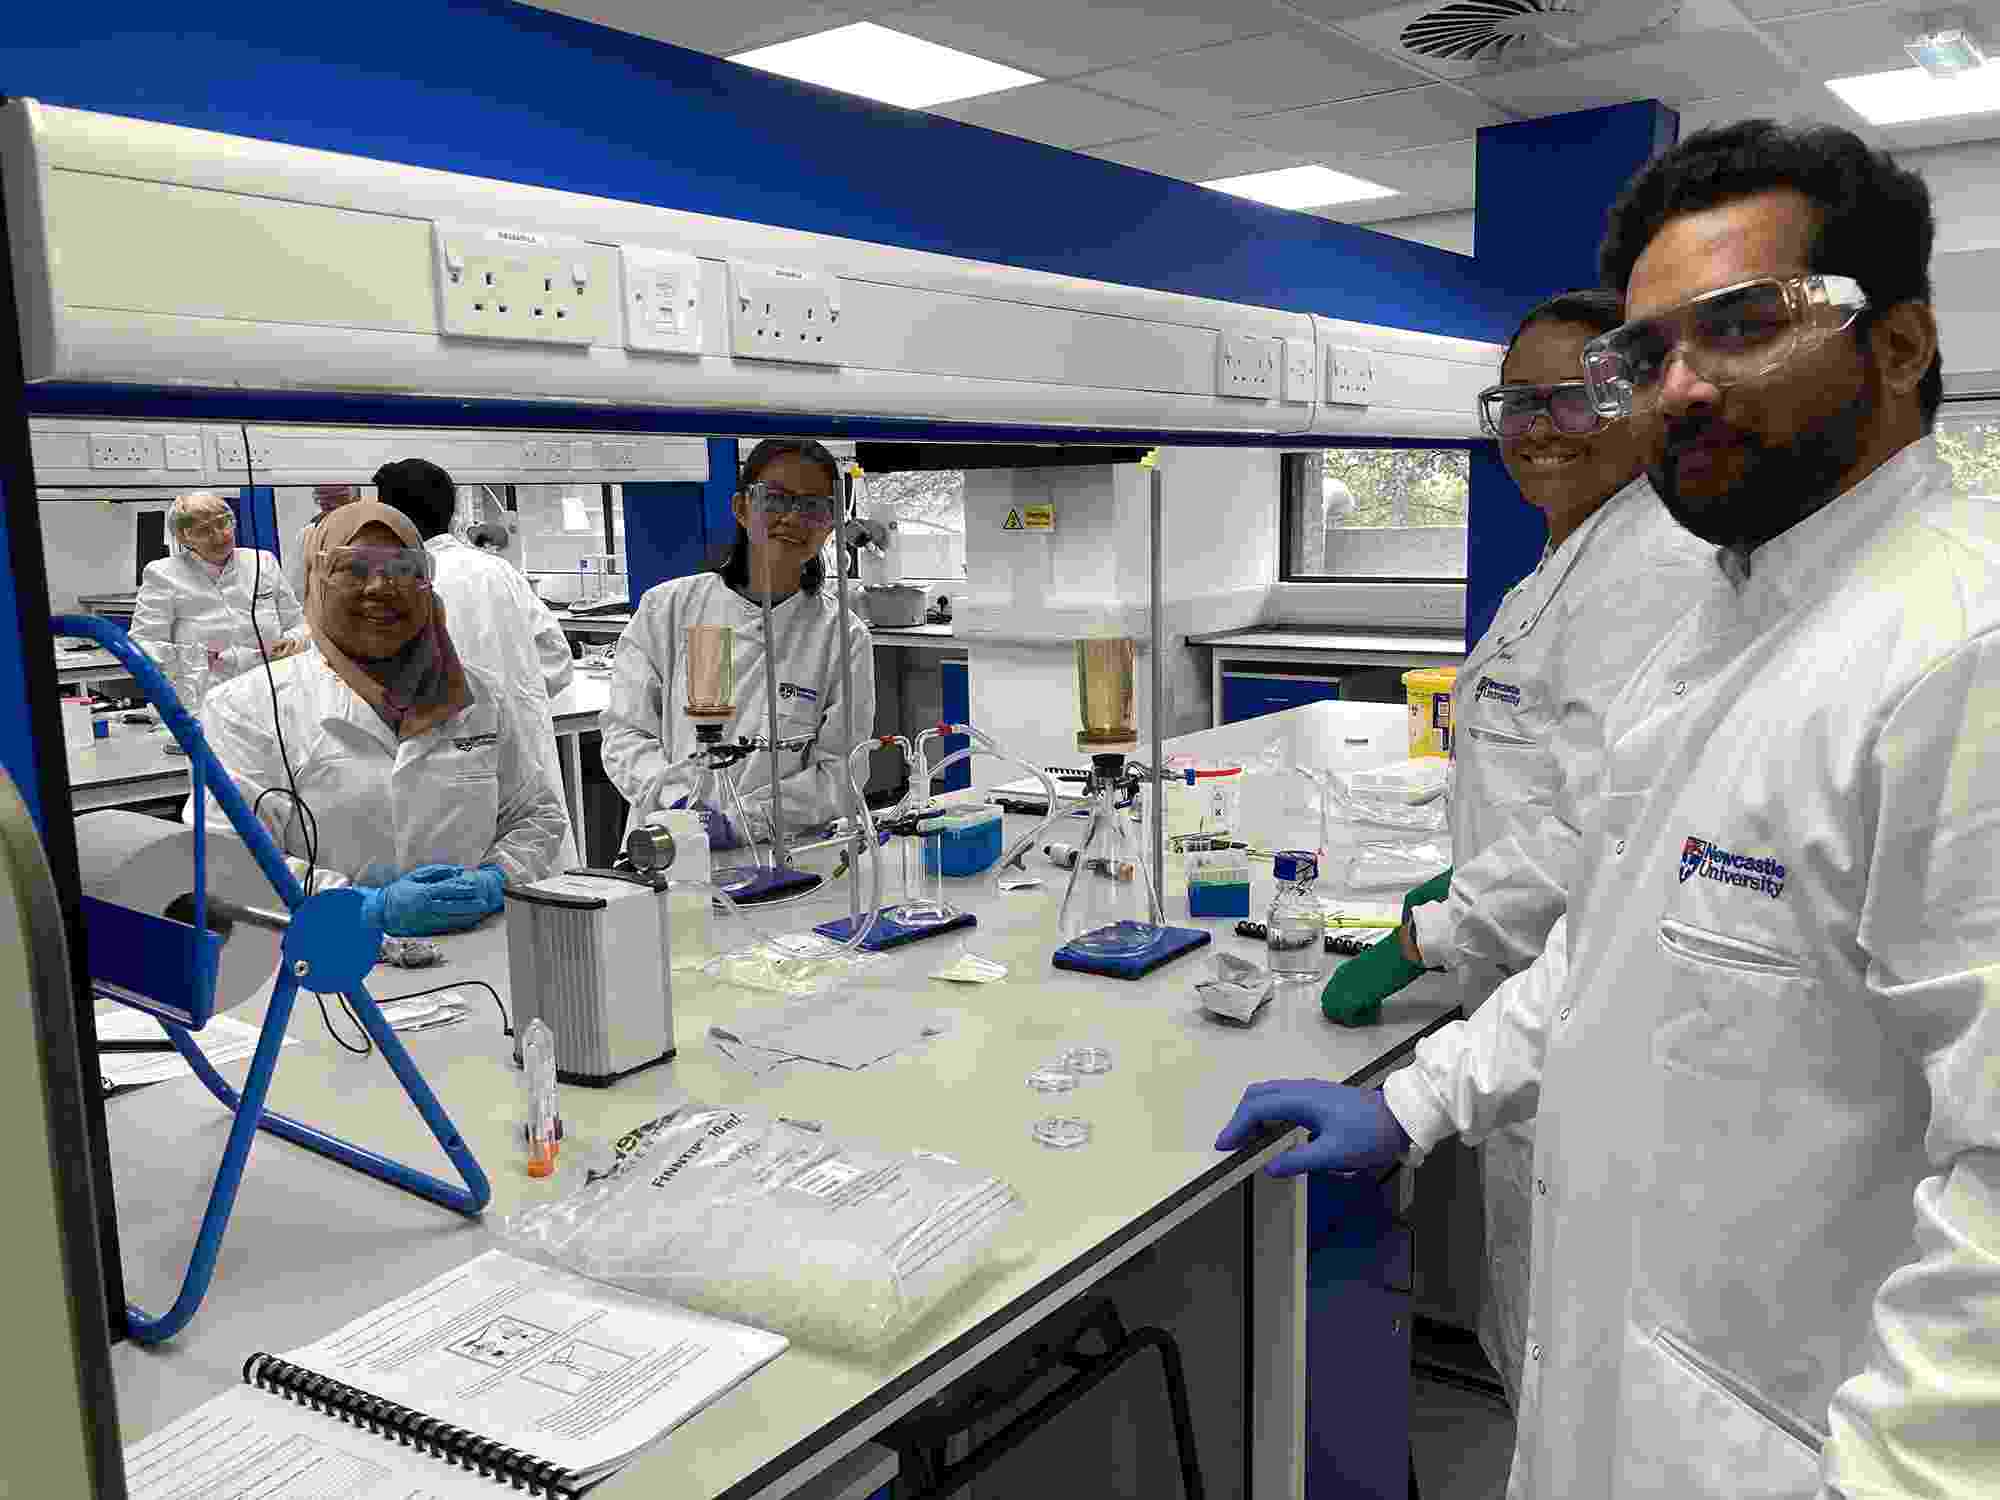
[599,442,637,471]
[435,223,607,347]
[620,245,704,356]
[728,261,842,365]
[1281,338,1316,404]
[568,441,595,469]
[88,433,159,469]
[162,435,203,470]
[1324,343,1377,406]
[520,439,565,470]
[211,432,246,471]
[1217,333,1280,400]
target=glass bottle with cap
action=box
[1265,849,1324,980]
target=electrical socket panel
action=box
[1324,343,1377,406]
[88,433,159,469]
[567,441,595,469]
[162,434,203,470]
[727,260,842,365]
[598,442,637,471]
[519,439,566,470]
[1281,338,1316,404]
[620,245,704,356]
[1217,333,1280,400]
[208,432,274,474]
[434,223,606,346]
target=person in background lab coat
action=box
[131,491,307,682]
[601,438,873,845]
[372,458,579,871]
[199,500,564,930]
[1218,120,1998,1499]
[467,521,512,560]
[287,484,362,602]
[1317,288,1725,1406]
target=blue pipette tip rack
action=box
[813,908,977,951]
[1053,924,1211,979]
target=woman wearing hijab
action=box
[131,490,308,682]
[197,500,566,934]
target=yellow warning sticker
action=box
[1022,503,1055,531]
[1003,509,1024,531]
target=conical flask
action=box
[1057,777,1163,958]
[683,755,769,896]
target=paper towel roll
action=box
[74,810,285,1015]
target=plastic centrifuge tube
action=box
[521,1018,562,1177]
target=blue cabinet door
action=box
[1220,668,1344,724]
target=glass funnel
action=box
[1057,757,1163,958]
[683,751,770,897]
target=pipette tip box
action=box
[1053,924,1211,980]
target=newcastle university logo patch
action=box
[1679,836,1786,898]
[1475,676,1522,706]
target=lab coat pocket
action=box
[1617,1325,1823,1500]
[1653,919,1813,1082]
[445,735,501,787]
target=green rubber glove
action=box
[1321,931,1427,1028]
[1401,867,1453,924]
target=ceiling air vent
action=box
[1399,0,1683,65]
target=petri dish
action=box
[1061,1045,1114,1075]
[1032,1116,1092,1150]
[1026,1066,1078,1094]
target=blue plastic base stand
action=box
[1053,924,1211,979]
[725,865,824,904]
[814,908,977,951]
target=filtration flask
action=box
[1057,755,1163,958]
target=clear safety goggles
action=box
[1580,273,1869,418]
[180,512,235,539]
[746,481,838,527]
[321,545,433,590]
[1476,381,1607,439]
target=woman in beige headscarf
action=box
[199,500,567,931]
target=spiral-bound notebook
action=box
[124,1251,788,1498]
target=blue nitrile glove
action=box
[1321,930,1428,1027]
[670,795,744,851]
[357,864,461,937]
[357,863,496,937]
[1402,866,1453,924]
[1214,1080,1411,1178]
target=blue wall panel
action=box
[621,482,706,599]
[1463,101,1678,648]
[0,0,1517,342]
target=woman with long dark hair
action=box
[600,438,874,845]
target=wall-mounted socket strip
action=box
[599,442,637,471]
[620,245,704,356]
[209,432,274,474]
[1281,338,1316,404]
[520,439,568,470]
[1324,343,1377,406]
[162,435,203,470]
[1217,334,1280,400]
[88,433,159,469]
[727,261,843,365]
[567,442,595,470]
[435,223,607,347]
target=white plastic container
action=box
[656,810,714,972]
[60,694,93,750]
[1162,760,1244,840]
[1346,757,1451,806]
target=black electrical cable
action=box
[377,977,511,1036]
[313,990,374,1056]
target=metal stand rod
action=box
[1149,464,1165,921]
[836,468,860,919]
[759,584,788,868]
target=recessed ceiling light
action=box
[729,22,1041,111]
[1825,64,2000,125]
[1199,165,1399,210]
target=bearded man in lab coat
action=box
[1218,120,1999,1499]
[373,458,580,870]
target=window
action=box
[1280,446,1471,581]
[1937,401,2000,498]
[857,468,966,579]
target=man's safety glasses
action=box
[1477,382,1607,440]
[747,482,838,526]
[322,545,433,590]
[1580,273,1869,418]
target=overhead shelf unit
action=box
[2,99,1500,444]
[26,418,709,488]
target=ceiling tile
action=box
[1732,0,1859,17]
[1080,29,1433,123]
[1284,0,1419,25]
[1085,127,1305,181]
[928,82,1177,148]
[1764,10,1922,78]
[522,0,869,58]
[1318,193,1454,223]
[1232,83,1504,155]
[1463,32,1797,115]
[1331,136,1476,201]
[875,0,1294,80]
[1336,0,1759,82]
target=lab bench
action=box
[100,808,1457,1500]
[1189,628,1466,727]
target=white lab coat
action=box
[1406,476,1724,1402]
[425,534,580,870]
[130,548,306,681]
[196,649,567,892]
[600,572,874,841]
[1383,438,2000,1500]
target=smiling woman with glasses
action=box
[598,437,877,853]
[129,489,310,684]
